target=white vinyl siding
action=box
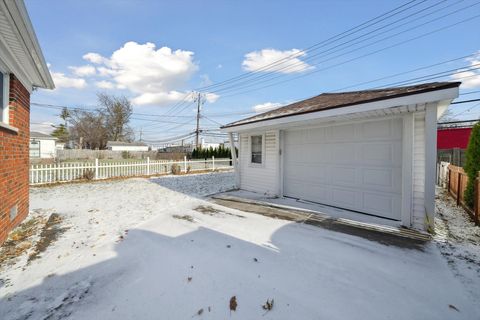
[239,131,279,195]
[235,107,434,231]
[412,111,426,230]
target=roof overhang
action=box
[0,0,54,91]
[221,86,459,133]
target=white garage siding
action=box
[283,118,403,221]
[236,113,429,230]
[239,131,279,195]
[412,111,426,230]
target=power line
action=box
[214,4,480,97]
[31,101,195,118]
[196,0,424,92]
[331,53,477,92]
[216,11,480,99]
[209,0,456,94]
[452,98,480,105]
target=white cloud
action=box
[252,102,283,113]
[205,92,219,103]
[242,49,313,74]
[51,71,87,89]
[132,90,188,106]
[83,52,108,65]
[68,65,96,77]
[451,52,480,89]
[95,80,115,89]
[84,41,202,106]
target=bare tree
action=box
[68,110,107,149]
[98,93,133,142]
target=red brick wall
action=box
[0,74,30,244]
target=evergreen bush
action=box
[463,122,480,208]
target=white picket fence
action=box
[30,157,233,185]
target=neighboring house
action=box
[55,142,65,150]
[29,131,57,158]
[437,121,475,166]
[0,0,54,243]
[222,82,460,231]
[106,141,149,152]
[160,144,193,153]
[200,138,220,149]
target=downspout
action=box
[228,132,240,189]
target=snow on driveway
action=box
[0,172,478,319]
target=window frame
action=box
[248,133,265,167]
[0,70,10,125]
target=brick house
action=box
[0,0,54,244]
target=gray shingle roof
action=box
[30,131,57,139]
[222,82,461,128]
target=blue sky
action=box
[26,0,480,143]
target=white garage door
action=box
[283,118,403,221]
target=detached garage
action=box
[221,82,460,231]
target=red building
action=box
[0,1,54,244]
[437,127,472,150]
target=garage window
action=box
[0,71,9,124]
[251,135,263,164]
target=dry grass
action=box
[172,214,195,222]
[0,216,45,268]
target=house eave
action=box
[221,86,459,133]
[0,0,54,91]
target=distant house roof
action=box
[30,131,57,139]
[106,141,147,147]
[222,82,461,129]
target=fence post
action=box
[147,157,150,176]
[457,171,461,206]
[184,156,187,173]
[212,156,215,171]
[95,158,99,180]
[448,168,451,194]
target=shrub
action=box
[463,122,480,208]
[186,165,191,173]
[121,151,131,159]
[83,169,95,180]
[171,164,182,175]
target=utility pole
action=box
[195,92,202,150]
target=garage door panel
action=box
[332,143,358,163]
[362,168,393,188]
[284,118,403,221]
[334,166,357,185]
[332,188,358,207]
[363,192,401,219]
[284,180,331,202]
[329,124,356,141]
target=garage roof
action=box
[30,131,57,139]
[222,82,461,129]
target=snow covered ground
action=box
[0,172,479,319]
[435,188,480,303]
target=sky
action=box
[25,0,480,144]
